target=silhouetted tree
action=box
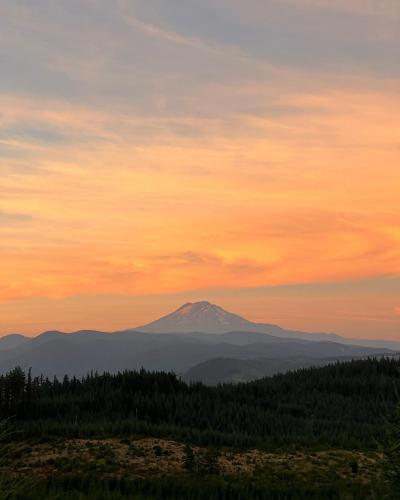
[183,444,195,473]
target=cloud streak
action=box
[279,0,400,17]
[0,0,399,337]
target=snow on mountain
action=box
[121,301,400,348]
[134,301,276,334]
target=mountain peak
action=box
[176,301,218,316]
[136,301,256,334]
[176,301,232,320]
[177,301,209,309]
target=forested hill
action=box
[1,357,400,450]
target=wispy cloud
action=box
[279,0,400,17]
[118,7,284,78]
[0,0,399,336]
[0,211,33,226]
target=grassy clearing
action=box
[2,436,383,484]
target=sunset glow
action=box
[1,0,399,337]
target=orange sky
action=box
[1,1,399,338]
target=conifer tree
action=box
[183,444,195,473]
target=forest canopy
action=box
[1,357,400,450]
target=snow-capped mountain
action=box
[134,301,394,347]
[135,301,260,334]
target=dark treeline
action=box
[1,357,400,449]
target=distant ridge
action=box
[0,301,398,383]
[2,301,400,350]
[0,334,28,351]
